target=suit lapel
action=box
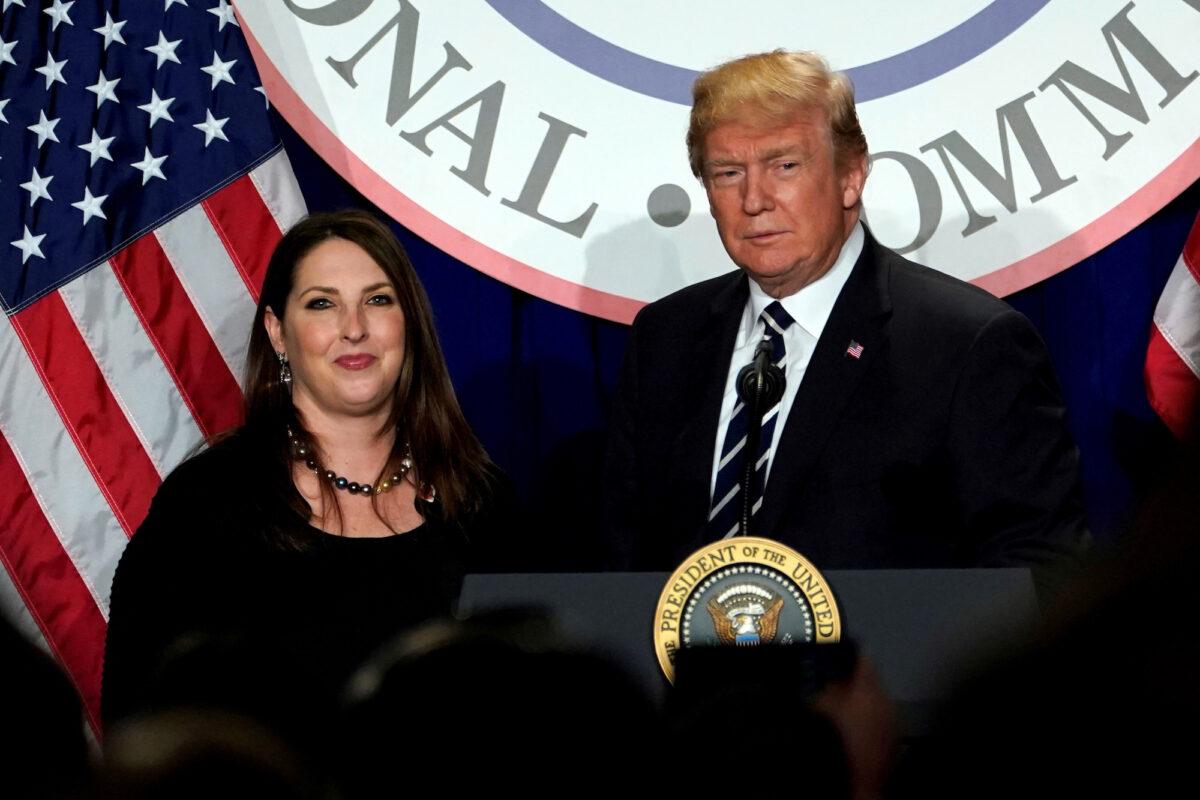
[757,233,893,539]
[666,274,748,540]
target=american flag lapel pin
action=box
[846,340,864,359]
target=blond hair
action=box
[687,50,868,177]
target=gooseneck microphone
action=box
[736,337,786,412]
[733,336,786,538]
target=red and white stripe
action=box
[0,150,306,733]
[1146,212,1200,440]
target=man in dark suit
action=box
[603,51,1089,589]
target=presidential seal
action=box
[653,537,841,682]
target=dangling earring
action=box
[277,352,292,390]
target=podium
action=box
[459,568,1037,735]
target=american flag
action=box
[1146,212,1200,440]
[845,340,864,359]
[0,0,306,734]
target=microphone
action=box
[736,336,786,412]
[730,335,786,539]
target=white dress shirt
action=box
[709,222,865,500]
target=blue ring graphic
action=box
[483,0,1051,104]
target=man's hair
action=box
[686,50,868,178]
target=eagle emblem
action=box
[706,583,785,646]
[655,538,839,682]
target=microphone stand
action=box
[736,336,785,538]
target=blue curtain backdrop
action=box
[274,112,1199,566]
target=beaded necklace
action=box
[287,428,414,497]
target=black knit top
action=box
[101,434,507,747]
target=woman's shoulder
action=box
[113,440,247,601]
[142,430,271,535]
[160,430,261,492]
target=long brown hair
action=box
[241,210,495,541]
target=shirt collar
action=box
[743,221,864,342]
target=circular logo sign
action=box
[241,2,1200,322]
[653,537,841,683]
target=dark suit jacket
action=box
[603,232,1089,582]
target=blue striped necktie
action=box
[707,300,796,539]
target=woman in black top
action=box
[101,211,506,742]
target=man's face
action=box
[702,108,866,297]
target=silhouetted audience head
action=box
[98,709,319,800]
[893,443,1200,797]
[1,612,89,800]
[665,644,862,799]
[336,609,657,793]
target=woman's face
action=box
[265,237,406,422]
